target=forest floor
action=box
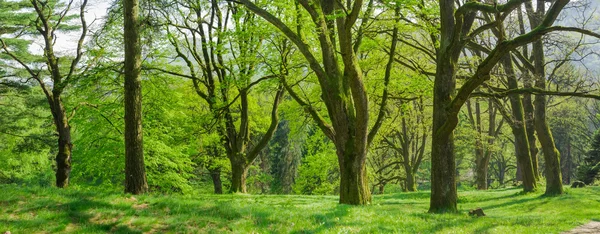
[0,185,598,233]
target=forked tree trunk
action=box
[52,99,72,188]
[123,0,148,194]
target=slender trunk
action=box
[472,99,488,190]
[230,157,248,193]
[501,56,537,192]
[529,2,563,194]
[476,159,488,190]
[338,147,371,205]
[123,0,148,194]
[52,99,72,188]
[209,168,223,194]
[523,76,540,180]
[379,183,385,194]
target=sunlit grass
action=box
[1,185,598,233]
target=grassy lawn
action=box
[0,185,599,233]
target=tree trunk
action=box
[429,0,459,213]
[475,159,488,190]
[52,99,72,188]
[209,168,223,194]
[123,0,148,194]
[501,56,537,192]
[379,183,385,194]
[523,76,540,180]
[338,148,371,205]
[528,3,563,195]
[230,158,248,193]
[405,167,417,192]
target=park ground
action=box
[0,185,599,233]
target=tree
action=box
[233,0,403,205]
[577,131,600,184]
[465,98,503,190]
[151,0,285,193]
[0,0,89,188]
[430,0,572,212]
[525,0,563,195]
[124,0,148,194]
[378,98,430,192]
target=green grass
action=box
[0,185,599,233]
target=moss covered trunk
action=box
[405,166,417,192]
[229,157,248,193]
[337,142,371,205]
[527,2,563,195]
[501,56,537,192]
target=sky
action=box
[44,0,111,55]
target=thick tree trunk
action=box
[405,167,417,192]
[429,0,459,213]
[230,158,248,193]
[123,0,148,194]
[209,168,223,194]
[430,131,457,212]
[52,99,72,188]
[338,148,371,205]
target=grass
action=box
[0,185,599,233]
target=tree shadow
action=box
[289,204,351,233]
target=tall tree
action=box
[124,0,148,194]
[430,0,571,212]
[0,0,88,188]
[151,0,285,193]
[234,0,396,205]
[525,0,563,195]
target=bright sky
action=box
[40,0,111,55]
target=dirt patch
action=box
[563,221,600,234]
[132,203,149,210]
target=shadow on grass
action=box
[289,204,351,234]
[4,195,142,233]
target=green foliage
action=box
[294,129,339,195]
[576,130,600,184]
[0,84,54,186]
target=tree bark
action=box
[209,168,223,194]
[52,99,72,188]
[523,75,540,180]
[338,147,371,204]
[123,0,148,194]
[429,0,459,213]
[229,157,248,193]
[527,1,563,196]
[501,56,537,192]
[405,166,417,192]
